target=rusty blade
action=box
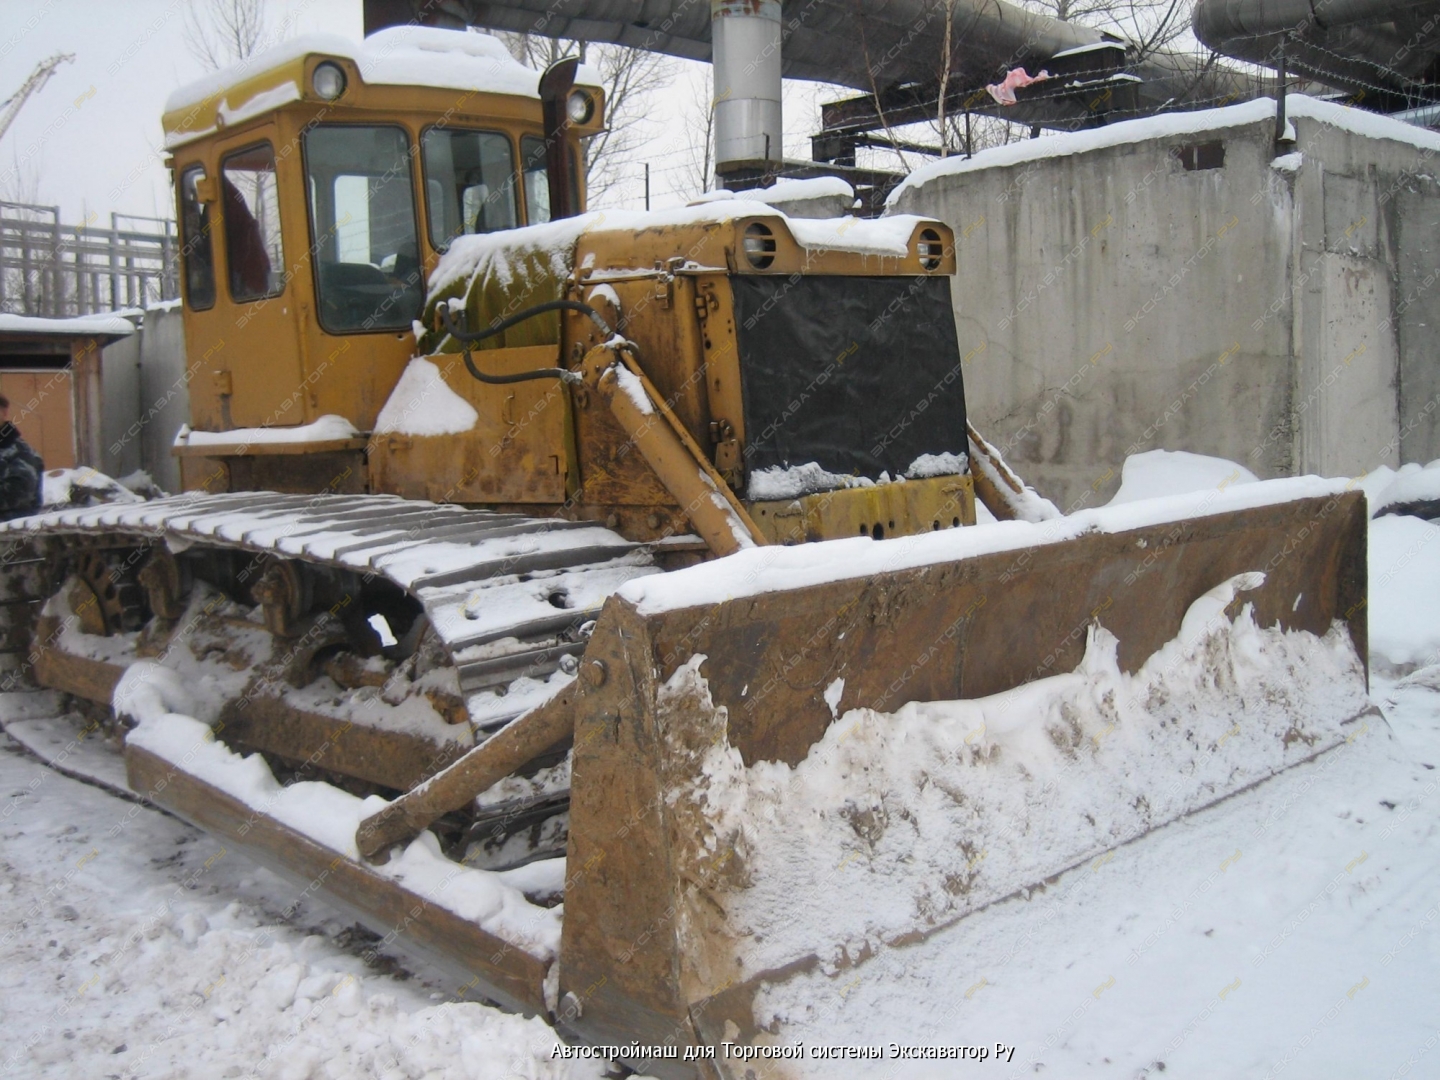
[558,490,1369,1071]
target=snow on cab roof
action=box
[888,94,1440,206]
[164,27,597,115]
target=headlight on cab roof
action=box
[566,89,595,125]
[312,62,346,101]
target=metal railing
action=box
[0,201,179,318]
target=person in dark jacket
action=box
[0,395,43,520]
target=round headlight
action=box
[566,89,595,125]
[312,62,346,101]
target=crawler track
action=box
[0,492,672,867]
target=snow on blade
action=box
[374,357,479,436]
[623,474,1348,617]
[661,594,1370,988]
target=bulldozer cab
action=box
[161,27,604,474]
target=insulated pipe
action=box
[1193,0,1440,93]
[712,0,783,171]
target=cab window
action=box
[222,142,285,302]
[303,125,423,334]
[422,128,518,249]
[521,135,550,224]
[178,165,216,310]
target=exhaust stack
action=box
[712,0,782,180]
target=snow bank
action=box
[176,414,359,447]
[1360,459,1440,517]
[1107,449,1259,505]
[665,589,1369,983]
[622,474,1348,616]
[1369,514,1440,673]
[374,357,479,436]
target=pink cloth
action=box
[986,67,1051,106]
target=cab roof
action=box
[161,27,601,150]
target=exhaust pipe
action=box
[539,58,581,219]
[712,0,783,179]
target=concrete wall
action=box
[891,104,1440,510]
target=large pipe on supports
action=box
[711,0,783,176]
[1193,0,1440,104]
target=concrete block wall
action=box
[889,98,1440,510]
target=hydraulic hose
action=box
[437,300,615,386]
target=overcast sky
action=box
[0,0,829,226]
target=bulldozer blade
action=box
[123,736,553,1019]
[556,482,1371,1072]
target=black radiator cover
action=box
[731,274,966,480]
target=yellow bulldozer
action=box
[0,26,1373,1078]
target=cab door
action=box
[203,128,305,429]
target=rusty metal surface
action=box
[218,693,471,794]
[649,492,1367,766]
[557,489,1368,1070]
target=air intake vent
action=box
[918,227,944,270]
[743,222,777,270]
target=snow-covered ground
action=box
[3,453,1439,1079]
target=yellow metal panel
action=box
[575,216,955,280]
[747,473,976,544]
[367,346,572,504]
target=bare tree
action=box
[677,77,717,198]
[501,34,673,206]
[183,0,267,70]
